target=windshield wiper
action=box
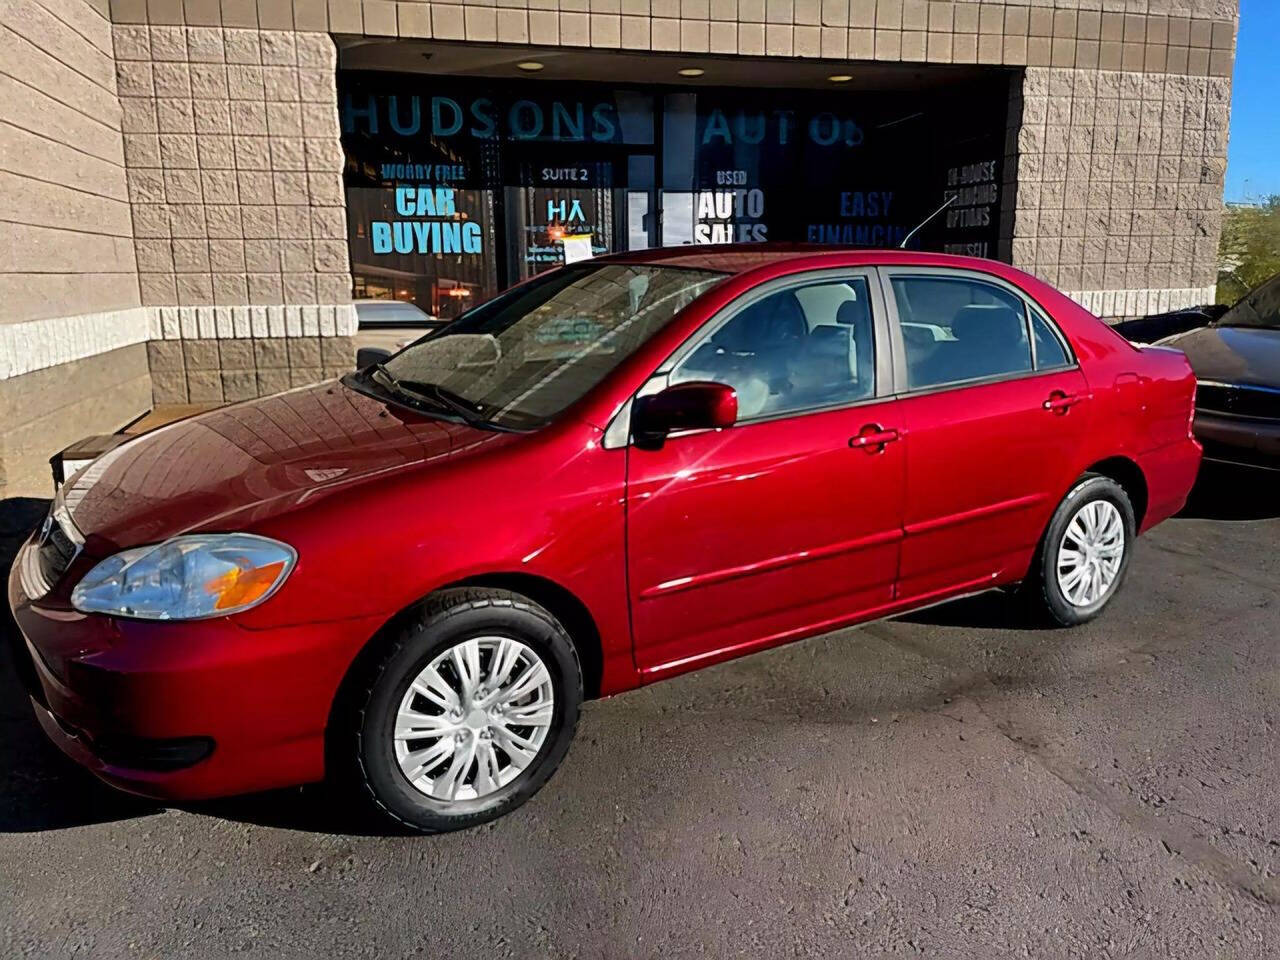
[400,379,488,419]
[369,364,517,431]
[370,363,456,416]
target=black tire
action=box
[339,588,582,834]
[1028,474,1136,627]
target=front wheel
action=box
[1029,474,1136,626]
[342,588,582,833]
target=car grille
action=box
[1196,382,1280,420]
[16,506,83,600]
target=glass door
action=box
[507,157,616,283]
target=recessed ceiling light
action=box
[516,61,544,71]
[828,74,853,83]
[678,67,705,77]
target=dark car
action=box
[1118,274,1280,473]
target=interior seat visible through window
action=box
[947,303,1031,381]
[673,276,876,419]
[891,275,1034,390]
[837,298,875,388]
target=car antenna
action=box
[899,195,957,249]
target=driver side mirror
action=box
[631,381,738,448]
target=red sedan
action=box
[8,247,1201,832]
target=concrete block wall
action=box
[144,306,357,403]
[1012,65,1231,320]
[110,19,356,404]
[359,0,1239,81]
[0,0,152,498]
[2,0,140,324]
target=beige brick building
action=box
[0,0,1239,497]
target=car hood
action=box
[1163,325,1280,388]
[61,379,510,551]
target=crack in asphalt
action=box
[861,621,1280,907]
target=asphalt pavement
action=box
[1,467,1277,958]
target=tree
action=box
[1217,195,1280,304]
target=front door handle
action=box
[850,424,900,453]
[1043,391,1083,414]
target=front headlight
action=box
[71,534,297,621]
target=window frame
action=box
[1026,303,1074,372]
[602,266,894,448]
[876,265,1078,397]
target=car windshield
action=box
[1219,272,1280,329]
[356,263,727,430]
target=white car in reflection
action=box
[354,299,448,360]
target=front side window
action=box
[670,277,876,420]
[891,275,1033,390]
[362,263,726,429]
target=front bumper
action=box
[1194,409,1280,472]
[6,539,383,801]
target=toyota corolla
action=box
[7,247,1201,832]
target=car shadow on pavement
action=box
[892,589,1055,630]
[0,659,161,833]
[0,497,163,833]
[184,786,416,837]
[1178,462,1279,521]
[0,497,48,575]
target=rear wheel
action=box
[342,588,582,833]
[1029,474,1135,626]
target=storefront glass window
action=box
[340,72,1010,312]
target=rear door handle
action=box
[1043,391,1084,414]
[850,424,900,452]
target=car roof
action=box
[591,244,1008,276]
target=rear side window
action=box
[890,276,1032,390]
[1029,307,1071,369]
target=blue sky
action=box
[1225,0,1279,201]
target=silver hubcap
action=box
[394,637,554,803]
[1056,499,1125,607]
